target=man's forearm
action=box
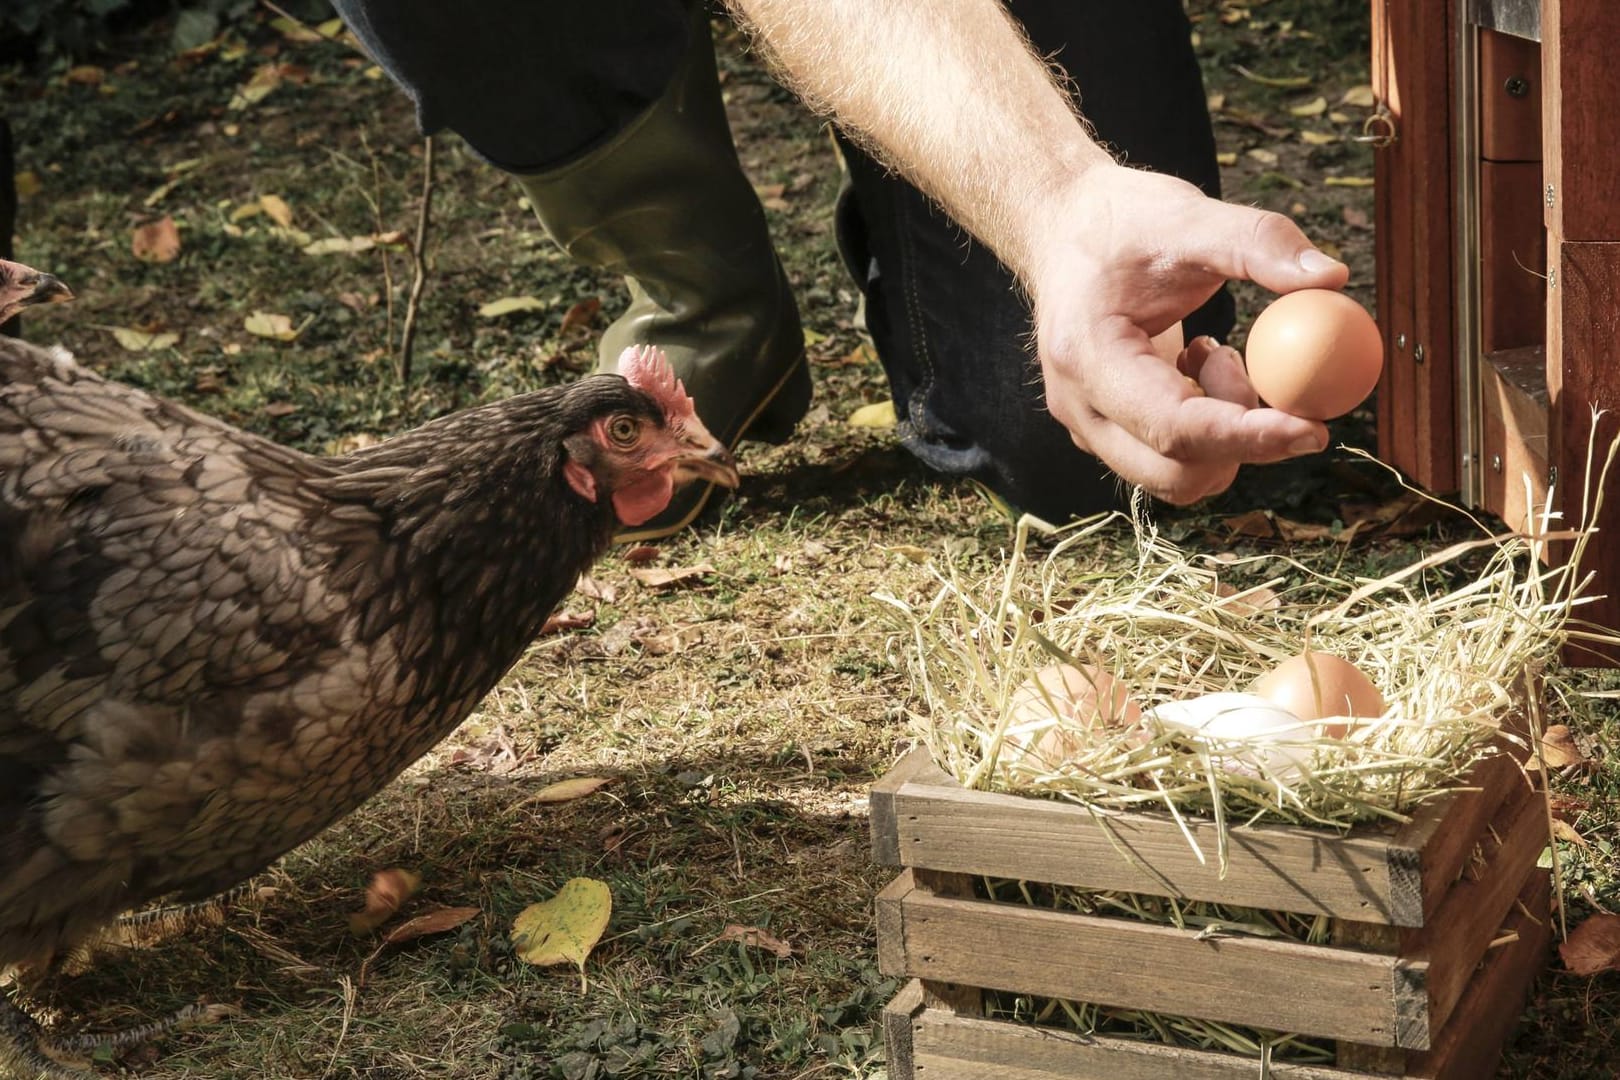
[724,0,1114,287]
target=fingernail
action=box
[1298,248,1343,275]
[1289,435,1326,455]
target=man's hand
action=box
[1027,166,1350,504]
[727,0,1354,503]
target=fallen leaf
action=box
[1289,96,1328,117]
[1232,64,1312,89]
[1550,819,1591,849]
[1212,582,1282,614]
[1216,151,1239,167]
[511,878,613,985]
[699,923,795,959]
[1530,725,1588,770]
[13,171,41,199]
[1341,85,1377,108]
[349,868,421,936]
[1324,176,1375,188]
[574,576,618,604]
[381,905,480,946]
[1300,130,1339,146]
[1245,147,1280,166]
[848,400,896,429]
[244,311,311,341]
[802,327,826,347]
[1342,206,1371,229]
[107,326,179,352]
[1221,509,1275,539]
[631,563,718,590]
[1549,794,1590,822]
[337,291,378,313]
[65,65,106,86]
[540,609,596,635]
[1206,92,1226,111]
[229,63,285,110]
[887,544,932,564]
[259,194,294,227]
[621,545,660,565]
[599,823,628,855]
[478,295,548,318]
[263,402,299,418]
[559,297,601,335]
[132,216,181,263]
[302,235,381,256]
[1274,516,1338,543]
[516,777,614,808]
[1559,913,1620,976]
[269,15,324,43]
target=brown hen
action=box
[0,260,736,1073]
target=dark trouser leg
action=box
[835,0,1231,522]
[332,0,809,539]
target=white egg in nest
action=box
[1148,692,1316,781]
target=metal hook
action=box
[1354,108,1397,148]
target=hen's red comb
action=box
[616,344,696,425]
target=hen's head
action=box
[562,345,738,526]
[0,259,73,325]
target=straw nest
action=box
[881,443,1617,842]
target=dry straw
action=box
[880,423,1618,853]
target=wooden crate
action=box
[870,747,1552,1079]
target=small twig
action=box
[397,135,435,383]
[256,0,360,51]
[357,129,397,351]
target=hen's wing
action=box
[0,340,374,954]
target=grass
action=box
[2,1,1616,1077]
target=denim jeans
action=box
[333,0,1230,522]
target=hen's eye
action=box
[606,414,639,447]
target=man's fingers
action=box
[1198,205,1350,296]
[1178,337,1257,408]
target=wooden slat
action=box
[1413,871,1553,1080]
[879,749,1516,928]
[905,998,1379,1080]
[1331,918,1407,1074]
[1374,0,1457,491]
[1404,749,1522,921]
[1481,346,1550,533]
[1479,161,1547,353]
[876,871,913,978]
[1479,28,1542,163]
[1544,0,1620,241]
[881,978,923,1080]
[892,889,1424,1048]
[869,746,953,865]
[1546,239,1620,660]
[1407,775,1547,1038]
[915,868,985,1015]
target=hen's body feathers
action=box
[0,334,721,972]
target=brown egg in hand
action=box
[1250,651,1384,739]
[1243,289,1383,420]
[1006,663,1141,765]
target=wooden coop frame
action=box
[1373,0,1620,663]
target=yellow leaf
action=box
[13,171,41,199]
[230,202,264,223]
[1245,147,1280,166]
[1216,151,1239,167]
[802,328,826,347]
[317,18,346,37]
[1288,96,1327,117]
[1324,176,1375,188]
[512,878,613,985]
[848,400,896,429]
[1206,93,1226,112]
[348,868,421,936]
[269,16,322,42]
[303,235,379,256]
[477,295,548,318]
[131,216,182,263]
[515,777,614,808]
[244,311,312,341]
[1232,64,1312,89]
[229,64,284,110]
[259,194,294,228]
[1328,110,1352,124]
[108,327,179,352]
[1300,130,1339,146]
[886,544,932,564]
[1341,85,1377,108]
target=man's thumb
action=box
[1220,207,1350,293]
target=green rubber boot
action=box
[512,6,809,543]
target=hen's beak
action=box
[672,416,741,489]
[24,272,73,307]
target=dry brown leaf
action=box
[263,402,299,418]
[1559,913,1620,976]
[380,905,479,946]
[1550,819,1591,849]
[599,823,628,855]
[65,65,106,86]
[132,216,181,263]
[348,868,421,936]
[1530,725,1588,770]
[559,297,601,335]
[1549,793,1590,822]
[1273,516,1337,543]
[1221,509,1275,539]
[540,609,596,635]
[574,576,618,604]
[622,545,661,565]
[631,563,718,590]
[1212,582,1282,614]
[699,924,795,959]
